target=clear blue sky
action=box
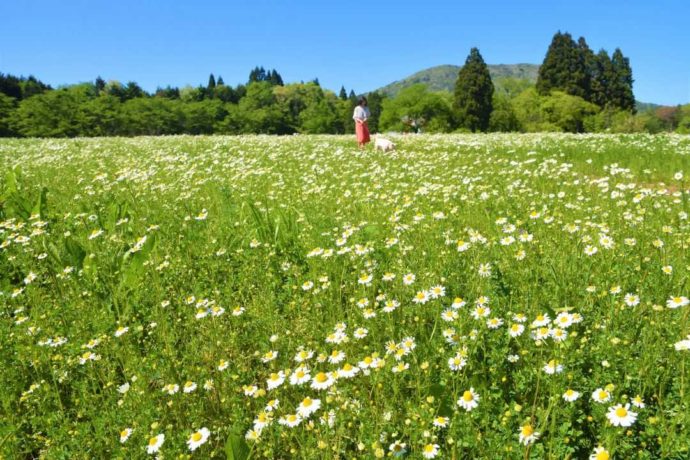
[1,0,689,105]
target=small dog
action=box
[374,137,395,152]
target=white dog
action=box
[374,136,395,152]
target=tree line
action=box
[1,32,689,137]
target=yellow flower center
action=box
[148,436,158,446]
[343,363,352,371]
[120,430,128,438]
[615,407,628,417]
[296,370,305,378]
[191,432,203,442]
[270,373,279,381]
[598,391,608,400]
[303,398,312,407]
[536,315,544,322]
[364,357,373,364]
[315,372,328,383]
[521,425,534,437]
[595,451,610,460]
[287,414,297,422]
[424,445,434,453]
[566,390,574,397]
[463,391,474,402]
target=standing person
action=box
[353,96,371,149]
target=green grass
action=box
[1,133,689,459]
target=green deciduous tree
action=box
[381,84,454,133]
[454,47,494,132]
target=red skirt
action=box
[356,122,370,144]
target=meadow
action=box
[1,133,689,459]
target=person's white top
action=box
[353,105,370,121]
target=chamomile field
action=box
[1,133,690,459]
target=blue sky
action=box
[1,0,689,105]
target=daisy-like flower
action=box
[114,326,129,337]
[448,353,467,371]
[383,299,400,313]
[477,263,492,277]
[297,397,321,417]
[606,403,637,427]
[118,382,130,394]
[382,272,396,281]
[253,411,273,430]
[218,359,229,371]
[402,273,416,285]
[302,281,314,291]
[294,349,314,363]
[543,360,563,375]
[412,290,430,304]
[486,317,503,329]
[518,424,540,446]
[187,427,210,452]
[400,336,416,352]
[674,335,690,351]
[589,446,611,460]
[162,383,179,395]
[667,296,689,309]
[457,388,479,411]
[662,265,673,275]
[120,428,133,443]
[389,441,407,456]
[624,293,640,307]
[592,388,611,403]
[353,327,368,339]
[265,398,279,412]
[429,285,446,298]
[146,434,165,455]
[422,443,439,459]
[311,372,336,390]
[456,240,471,252]
[266,371,285,390]
[550,328,568,342]
[554,312,573,328]
[584,245,598,256]
[509,323,525,337]
[232,306,245,316]
[451,297,466,309]
[358,273,373,285]
[88,228,104,240]
[441,309,459,322]
[432,416,449,428]
[328,350,346,364]
[245,429,261,441]
[563,389,580,402]
[278,413,302,428]
[631,395,645,408]
[183,381,197,393]
[261,350,278,363]
[531,313,551,327]
[391,362,409,373]
[289,366,311,385]
[338,363,360,379]
[471,305,490,320]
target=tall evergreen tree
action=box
[95,76,106,94]
[217,76,225,86]
[269,69,284,86]
[208,74,216,90]
[536,32,587,98]
[454,47,494,132]
[610,48,635,112]
[339,86,347,100]
[577,37,595,101]
[590,50,614,108]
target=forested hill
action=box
[375,64,540,97]
[374,63,660,111]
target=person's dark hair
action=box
[358,96,368,106]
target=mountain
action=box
[374,64,540,97]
